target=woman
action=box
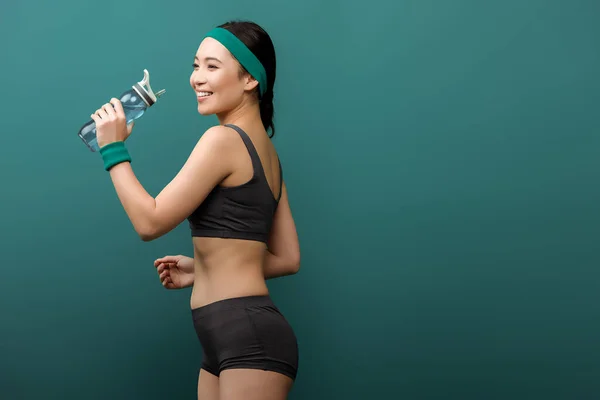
[90,20,301,400]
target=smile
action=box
[197,91,213,98]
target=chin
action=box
[197,104,216,116]
[197,101,231,117]
[197,107,210,116]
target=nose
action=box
[191,69,207,87]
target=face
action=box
[190,37,259,116]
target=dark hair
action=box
[219,20,277,138]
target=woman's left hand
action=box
[90,98,135,149]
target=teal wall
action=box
[1,0,599,399]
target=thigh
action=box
[219,369,294,400]
[197,368,219,400]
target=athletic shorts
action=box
[191,295,299,380]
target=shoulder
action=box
[191,125,240,155]
[202,124,237,139]
[179,125,240,177]
[198,125,240,146]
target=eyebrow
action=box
[194,56,222,63]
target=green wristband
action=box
[99,141,131,171]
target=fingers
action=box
[110,97,125,119]
[154,256,178,266]
[90,98,124,123]
[159,269,169,280]
[102,102,116,119]
[91,107,107,122]
[154,255,183,289]
[157,263,173,288]
[161,273,174,289]
[156,261,176,273]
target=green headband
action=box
[203,27,267,98]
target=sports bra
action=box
[187,124,282,243]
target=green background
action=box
[1,0,599,399]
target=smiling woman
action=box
[91,20,300,400]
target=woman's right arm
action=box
[264,182,301,279]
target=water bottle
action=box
[78,69,166,152]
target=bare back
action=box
[189,123,282,309]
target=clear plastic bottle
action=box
[78,69,166,152]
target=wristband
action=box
[99,141,131,171]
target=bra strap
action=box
[224,124,265,180]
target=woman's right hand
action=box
[153,255,195,289]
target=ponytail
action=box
[260,88,275,138]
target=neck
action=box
[217,96,262,131]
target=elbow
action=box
[139,233,157,242]
[136,225,161,242]
[288,253,301,275]
[139,231,158,242]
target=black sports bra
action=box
[186,124,282,243]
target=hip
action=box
[191,294,298,357]
[191,294,299,380]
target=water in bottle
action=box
[78,69,166,152]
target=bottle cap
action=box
[132,69,166,107]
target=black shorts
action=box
[191,295,299,381]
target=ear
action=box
[244,74,260,92]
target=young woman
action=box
[90,20,301,400]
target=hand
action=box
[90,98,135,149]
[153,254,195,289]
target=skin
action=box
[91,36,300,400]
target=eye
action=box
[192,63,199,69]
[208,64,218,69]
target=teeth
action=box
[197,92,212,97]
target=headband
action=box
[203,27,267,98]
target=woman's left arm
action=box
[92,99,234,241]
